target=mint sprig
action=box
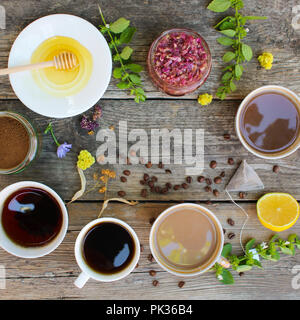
[207,0,267,99]
[98,6,146,103]
[213,234,300,285]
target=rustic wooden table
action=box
[1,0,300,300]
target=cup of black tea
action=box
[74,218,140,288]
[0,181,68,258]
[236,85,300,159]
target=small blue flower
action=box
[57,142,72,158]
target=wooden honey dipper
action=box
[0,51,78,76]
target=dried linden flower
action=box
[258,52,273,70]
[198,93,213,106]
[77,150,95,171]
[99,186,107,193]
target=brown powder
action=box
[0,116,30,169]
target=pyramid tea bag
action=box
[225,160,264,251]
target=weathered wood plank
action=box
[0,0,300,99]
[0,202,299,300]
[0,99,299,201]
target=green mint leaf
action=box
[220,29,236,37]
[221,243,232,258]
[241,43,253,61]
[125,63,143,73]
[253,259,263,268]
[217,37,235,46]
[229,80,236,91]
[280,246,294,255]
[223,51,236,62]
[288,234,297,243]
[220,268,235,285]
[109,18,130,34]
[207,0,232,13]
[120,26,136,44]
[129,73,141,84]
[117,81,131,89]
[245,239,256,252]
[120,46,133,60]
[235,64,243,78]
[235,264,252,272]
[244,16,268,20]
[222,71,233,83]
[113,67,123,79]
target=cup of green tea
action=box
[74,217,140,288]
[236,85,300,159]
[149,203,229,277]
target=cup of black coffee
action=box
[74,217,140,288]
[0,181,68,258]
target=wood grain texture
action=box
[0,0,300,99]
[0,202,299,300]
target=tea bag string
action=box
[225,189,248,253]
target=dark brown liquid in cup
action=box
[2,187,63,247]
[240,91,300,153]
[83,222,135,274]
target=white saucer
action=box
[8,14,112,118]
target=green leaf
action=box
[129,73,141,84]
[117,81,131,89]
[229,80,236,91]
[207,0,232,13]
[223,51,236,63]
[241,43,253,61]
[109,17,130,34]
[217,37,235,46]
[244,16,268,21]
[125,63,143,73]
[245,239,256,251]
[219,269,234,284]
[119,26,136,44]
[220,29,236,37]
[221,243,232,258]
[113,54,121,62]
[222,71,233,82]
[235,64,243,78]
[288,234,297,243]
[120,46,133,60]
[113,67,123,79]
[253,259,262,268]
[235,264,252,272]
[280,246,294,255]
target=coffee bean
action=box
[239,272,245,277]
[213,189,219,197]
[148,254,154,262]
[150,186,155,193]
[178,281,185,288]
[205,178,212,185]
[158,162,164,169]
[161,187,169,194]
[205,200,212,205]
[220,171,225,177]
[151,176,158,182]
[141,189,148,198]
[166,182,172,189]
[120,176,127,183]
[186,176,192,183]
[140,244,144,252]
[123,170,131,176]
[210,160,217,169]
[126,157,131,165]
[228,158,234,165]
[165,169,172,174]
[117,191,126,197]
[239,192,245,199]
[135,263,139,269]
[227,218,235,226]
[152,280,159,287]
[197,176,205,183]
[148,180,154,188]
[149,270,157,277]
[223,228,226,234]
[149,217,156,225]
[140,180,146,185]
[146,161,152,168]
[155,186,161,193]
[228,232,236,240]
[204,186,212,193]
[273,165,280,173]
[224,133,231,140]
[214,176,222,184]
[173,185,181,190]
[181,183,189,189]
[144,173,150,181]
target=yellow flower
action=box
[100,175,108,183]
[198,93,213,106]
[258,52,273,70]
[108,170,116,179]
[77,150,95,171]
[101,169,110,176]
[98,186,106,193]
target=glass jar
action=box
[147,28,212,96]
[0,111,39,174]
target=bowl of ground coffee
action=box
[0,112,39,174]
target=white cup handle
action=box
[74,272,90,288]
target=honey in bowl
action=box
[31,36,93,96]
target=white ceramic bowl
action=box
[8,14,112,118]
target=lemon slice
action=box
[257,193,299,232]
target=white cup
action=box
[0,181,68,258]
[149,203,229,277]
[74,217,140,288]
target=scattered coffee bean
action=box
[178,281,185,288]
[161,187,169,194]
[158,162,164,169]
[140,180,146,185]
[155,186,161,193]
[144,173,150,181]
[126,157,131,165]
[239,272,244,277]
[148,180,154,188]
[273,165,280,173]
[181,183,189,189]
[152,280,159,287]
[165,169,172,174]
[228,232,236,240]
[204,186,212,193]
[149,270,157,277]
[210,160,217,169]
[205,200,212,205]
[117,191,126,197]
[151,176,158,182]
[166,182,172,189]
[239,192,245,199]
[173,185,181,190]
[148,254,154,262]
[149,217,156,225]
[224,133,231,140]
[220,171,225,177]
[223,228,226,234]
[150,186,155,193]
[214,176,222,184]
[140,244,144,252]
[227,218,235,226]
[135,263,139,269]
[197,176,205,183]
[123,170,131,176]
[205,178,212,185]
[186,176,192,183]
[120,176,127,183]
[213,189,219,197]
[228,158,234,165]
[145,161,152,168]
[141,189,148,198]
